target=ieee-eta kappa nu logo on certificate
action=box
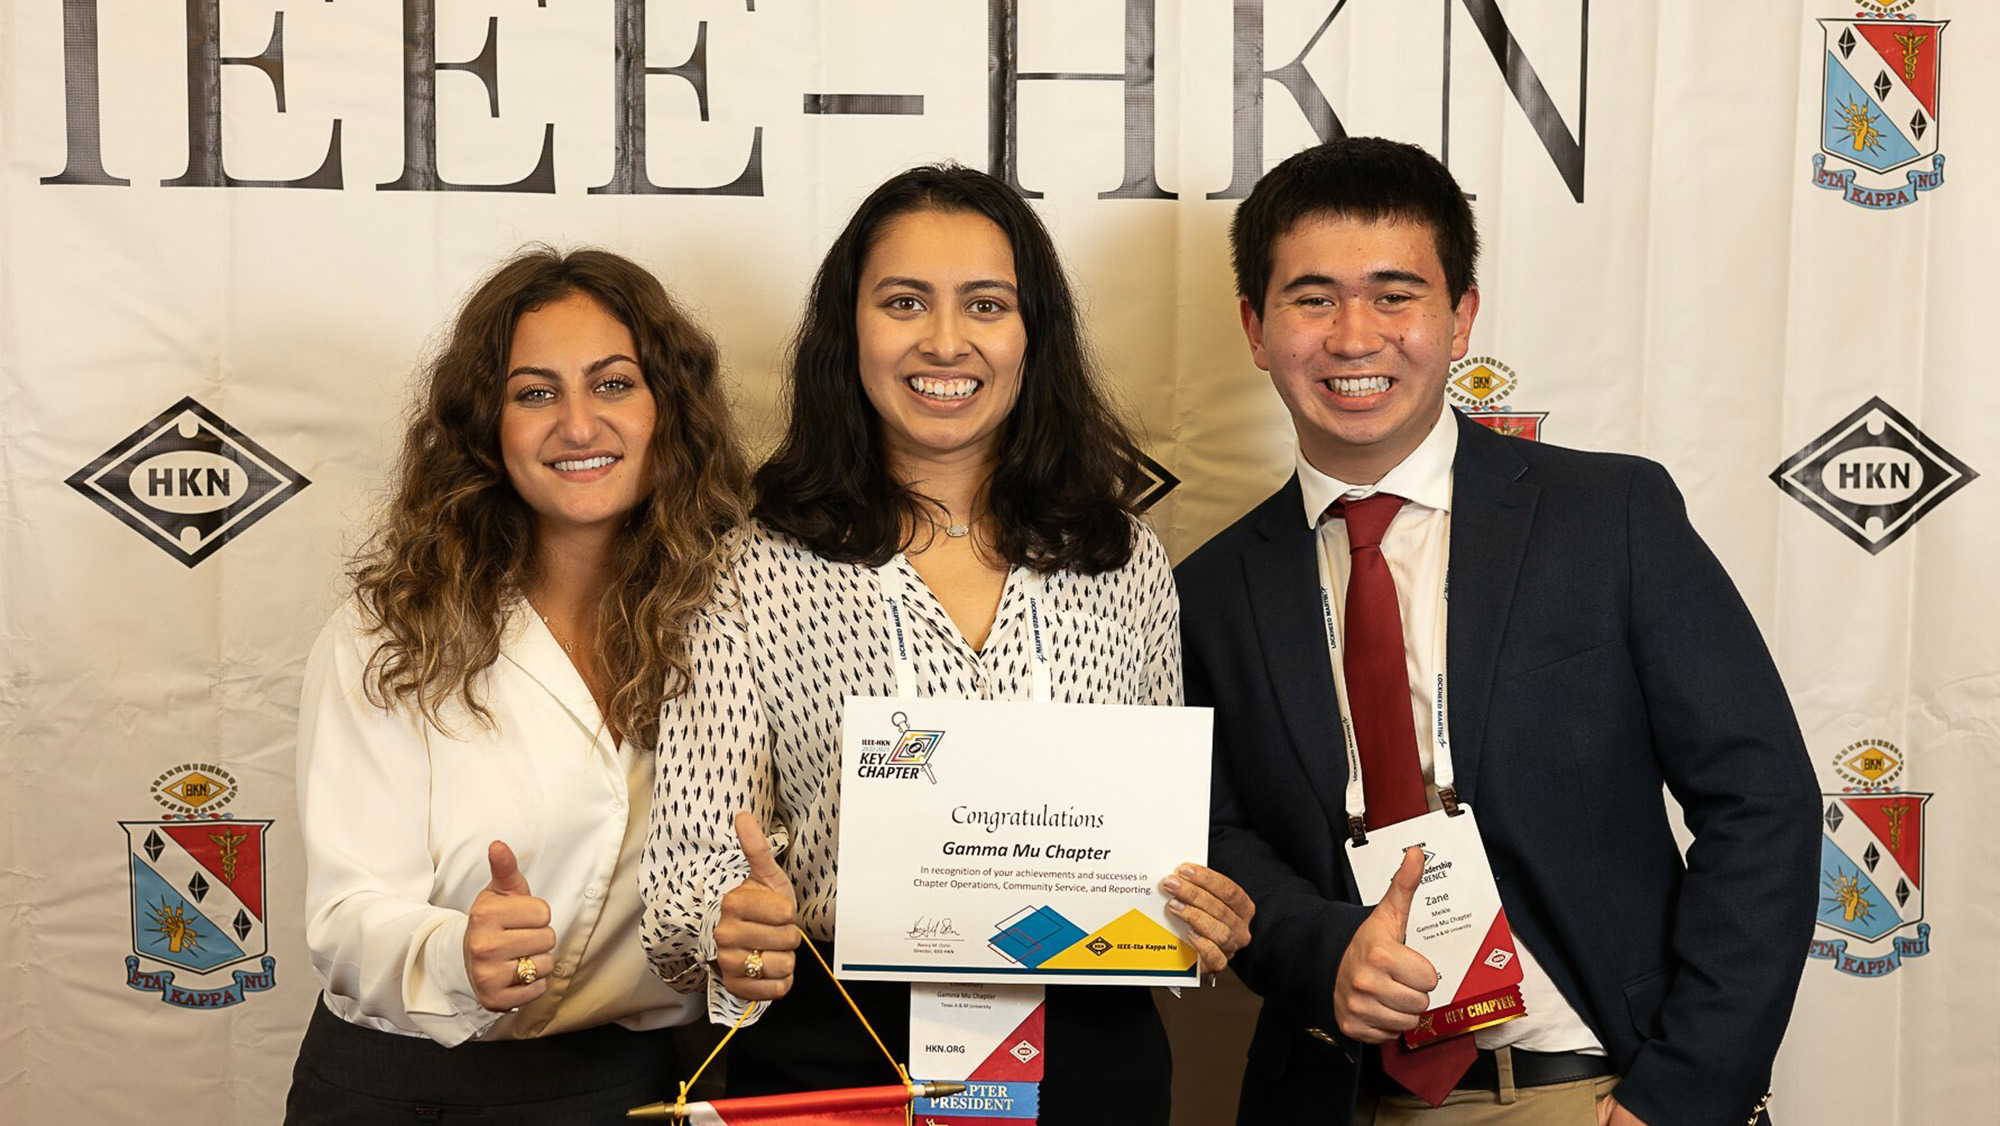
[1770,397,1976,554]
[1810,7,1947,210]
[1813,740,1931,979]
[68,396,310,567]
[122,767,278,1008]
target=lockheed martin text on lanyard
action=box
[873,559,1052,704]
[1314,504,1458,844]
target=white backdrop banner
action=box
[2,2,1994,1123]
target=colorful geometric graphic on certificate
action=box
[987,906,1196,975]
[988,906,1087,969]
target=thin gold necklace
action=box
[541,614,573,654]
[527,600,574,654]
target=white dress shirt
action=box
[1298,401,1603,1055]
[296,599,698,1046]
[639,519,1181,1025]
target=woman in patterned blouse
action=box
[639,165,1253,1123]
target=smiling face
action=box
[1242,214,1479,484]
[855,209,1028,476]
[499,292,657,545]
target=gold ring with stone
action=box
[742,949,765,980]
[515,956,538,986]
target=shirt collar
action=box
[1296,399,1458,527]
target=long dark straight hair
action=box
[753,164,1147,573]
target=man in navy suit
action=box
[1177,138,1818,1126]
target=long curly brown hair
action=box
[349,248,746,748]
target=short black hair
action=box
[753,164,1149,574]
[1231,137,1479,314]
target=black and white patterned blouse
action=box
[639,518,1182,1023]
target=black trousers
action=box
[725,942,1171,1125]
[284,995,684,1125]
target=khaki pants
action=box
[1356,1048,1621,1126]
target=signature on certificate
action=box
[906,916,960,940]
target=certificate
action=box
[832,695,1213,986]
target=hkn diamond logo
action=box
[1770,397,1975,554]
[68,397,310,567]
[1130,451,1180,512]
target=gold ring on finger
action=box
[742,949,765,980]
[515,956,538,986]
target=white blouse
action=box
[297,599,698,1046]
[639,520,1182,1024]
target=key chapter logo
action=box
[68,396,310,567]
[1809,9,1948,210]
[1770,396,1976,553]
[1813,739,1931,978]
[123,771,277,1007]
[1450,356,1547,442]
[856,711,944,783]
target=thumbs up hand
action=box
[1333,845,1442,1042]
[463,840,557,1012]
[714,812,800,1002]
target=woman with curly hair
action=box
[638,167,1253,1123]
[286,248,745,1124]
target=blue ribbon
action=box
[1811,154,1946,210]
[1807,923,1931,978]
[125,955,278,1008]
[915,1079,1041,1120]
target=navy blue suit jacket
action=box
[1176,413,1819,1126]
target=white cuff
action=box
[406,913,502,1046]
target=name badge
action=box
[911,983,1043,1122]
[1344,805,1527,1046]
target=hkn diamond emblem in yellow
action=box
[1843,743,1901,784]
[1453,364,1510,401]
[160,771,231,809]
[1447,355,1519,409]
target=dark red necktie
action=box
[1333,493,1426,828]
[1332,492,1476,1105]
